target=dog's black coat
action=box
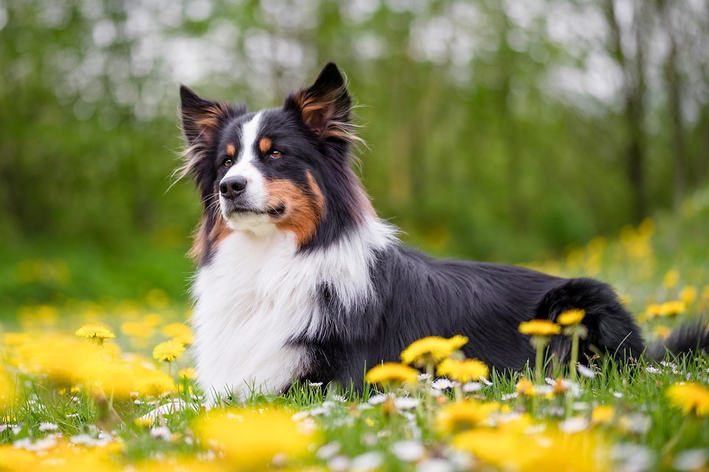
[301,247,646,387]
[181,63,708,394]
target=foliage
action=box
[2,0,708,265]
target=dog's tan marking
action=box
[226,143,236,157]
[188,191,233,262]
[265,171,325,246]
[259,137,272,153]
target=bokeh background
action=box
[1,0,708,317]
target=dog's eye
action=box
[269,150,282,159]
[223,158,233,168]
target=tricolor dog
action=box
[178,63,708,401]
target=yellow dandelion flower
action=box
[659,301,685,317]
[400,335,468,366]
[518,319,561,336]
[643,304,662,320]
[161,323,195,345]
[153,340,185,362]
[680,286,697,306]
[3,333,29,347]
[454,429,607,471]
[453,429,535,468]
[653,325,671,340]
[134,416,153,428]
[194,408,319,469]
[437,358,489,382]
[143,313,163,327]
[515,378,536,396]
[75,324,115,345]
[178,367,196,380]
[666,383,709,417]
[663,269,679,289]
[365,363,419,385]
[134,372,177,398]
[0,445,37,471]
[437,400,499,433]
[121,321,153,338]
[557,309,585,326]
[592,405,615,424]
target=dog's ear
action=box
[180,85,235,145]
[284,63,355,143]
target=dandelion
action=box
[518,320,562,336]
[437,358,489,383]
[518,320,560,383]
[437,400,499,433]
[642,304,662,321]
[400,336,468,368]
[453,428,607,471]
[134,372,176,398]
[663,269,679,289]
[161,323,195,345]
[178,368,196,380]
[153,340,185,363]
[659,301,685,317]
[557,309,585,326]
[437,358,489,401]
[557,309,587,383]
[515,378,536,396]
[592,405,615,424]
[680,286,697,306]
[194,408,319,469]
[653,325,671,340]
[365,363,419,387]
[0,446,37,470]
[75,324,115,346]
[666,383,709,417]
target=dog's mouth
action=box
[224,203,286,218]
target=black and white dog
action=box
[179,63,707,401]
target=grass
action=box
[1,190,709,471]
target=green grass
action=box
[1,190,709,470]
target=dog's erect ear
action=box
[284,63,355,143]
[180,85,235,145]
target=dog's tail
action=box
[537,278,709,364]
[645,319,709,361]
[536,278,646,363]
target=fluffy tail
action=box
[645,319,709,361]
[536,278,645,364]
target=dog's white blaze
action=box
[191,217,396,402]
[221,112,267,214]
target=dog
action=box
[179,63,708,401]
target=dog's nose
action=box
[219,176,248,199]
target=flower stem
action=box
[534,341,544,385]
[569,333,579,383]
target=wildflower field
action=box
[1,194,709,472]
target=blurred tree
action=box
[1,0,708,263]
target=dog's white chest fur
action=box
[191,221,394,402]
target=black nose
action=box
[219,176,248,199]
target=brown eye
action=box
[223,158,233,168]
[269,150,282,159]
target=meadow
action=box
[1,191,709,472]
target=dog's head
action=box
[179,63,373,264]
